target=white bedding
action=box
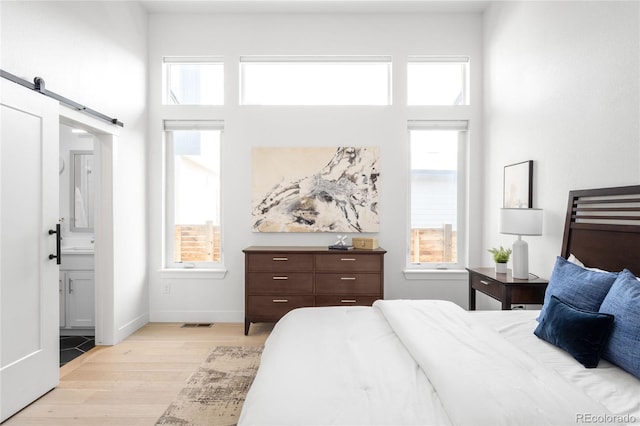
[239,300,640,426]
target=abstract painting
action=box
[252,147,380,232]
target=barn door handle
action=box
[48,223,61,265]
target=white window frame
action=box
[406,120,468,271]
[239,55,392,106]
[407,56,470,106]
[163,57,224,105]
[164,120,224,271]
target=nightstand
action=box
[466,267,548,310]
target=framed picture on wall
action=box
[503,160,533,208]
[251,146,380,233]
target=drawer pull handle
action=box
[273,257,288,261]
[272,276,289,280]
[340,277,356,281]
[480,280,490,286]
[272,299,289,303]
[341,299,357,303]
[341,258,356,261]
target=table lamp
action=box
[500,208,543,279]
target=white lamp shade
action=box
[500,208,543,236]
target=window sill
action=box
[159,268,228,280]
[402,268,468,281]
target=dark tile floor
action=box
[60,335,95,367]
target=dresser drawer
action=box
[315,273,380,294]
[247,253,314,272]
[315,295,379,307]
[247,295,314,321]
[470,274,502,300]
[246,272,313,294]
[315,254,381,272]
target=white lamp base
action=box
[512,237,529,279]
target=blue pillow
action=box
[538,257,618,322]
[534,295,614,368]
[599,269,640,378]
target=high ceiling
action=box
[140,0,491,14]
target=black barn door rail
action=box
[1,69,124,127]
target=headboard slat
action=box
[574,197,640,205]
[571,215,640,221]
[575,207,640,212]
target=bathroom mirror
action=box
[70,150,94,232]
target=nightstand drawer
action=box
[315,254,381,272]
[315,295,379,307]
[247,253,313,272]
[470,274,502,300]
[246,272,313,294]
[315,273,380,294]
[247,295,314,321]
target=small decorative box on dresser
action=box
[243,246,386,335]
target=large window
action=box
[409,121,467,268]
[165,121,222,267]
[240,56,392,105]
[407,57,469,105]
[163,57,224,105]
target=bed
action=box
[239,185,640,425]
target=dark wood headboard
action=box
[561,185,640,276]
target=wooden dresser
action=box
[243,246,386,335]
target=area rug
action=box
[156,346,263,426]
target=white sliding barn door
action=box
[0,79,60,421]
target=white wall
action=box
[482,1,640,307]
[1,2,149,342]
[148,12,484,322]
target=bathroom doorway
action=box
[60,106,118,349]
[58,123,96,366]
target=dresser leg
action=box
[244,319,250,336]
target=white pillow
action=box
[568,253,639,280]
[567,254,585,267]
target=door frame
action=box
[60,106,119,345]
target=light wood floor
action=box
[4,322,273,425]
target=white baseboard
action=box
[114,312,149,344]
[149,310,244,323]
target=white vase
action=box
[495,262,507,274]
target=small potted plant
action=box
[488,246,512,274]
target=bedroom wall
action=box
[1,1,149,341]
[482,1,640,308]
[147,12,484,321]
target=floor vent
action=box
[180,323,214,328]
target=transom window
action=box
[240,56,392,106]
[407,57,469,106]
[163,57,224,105]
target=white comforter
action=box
[239,300,630,425]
